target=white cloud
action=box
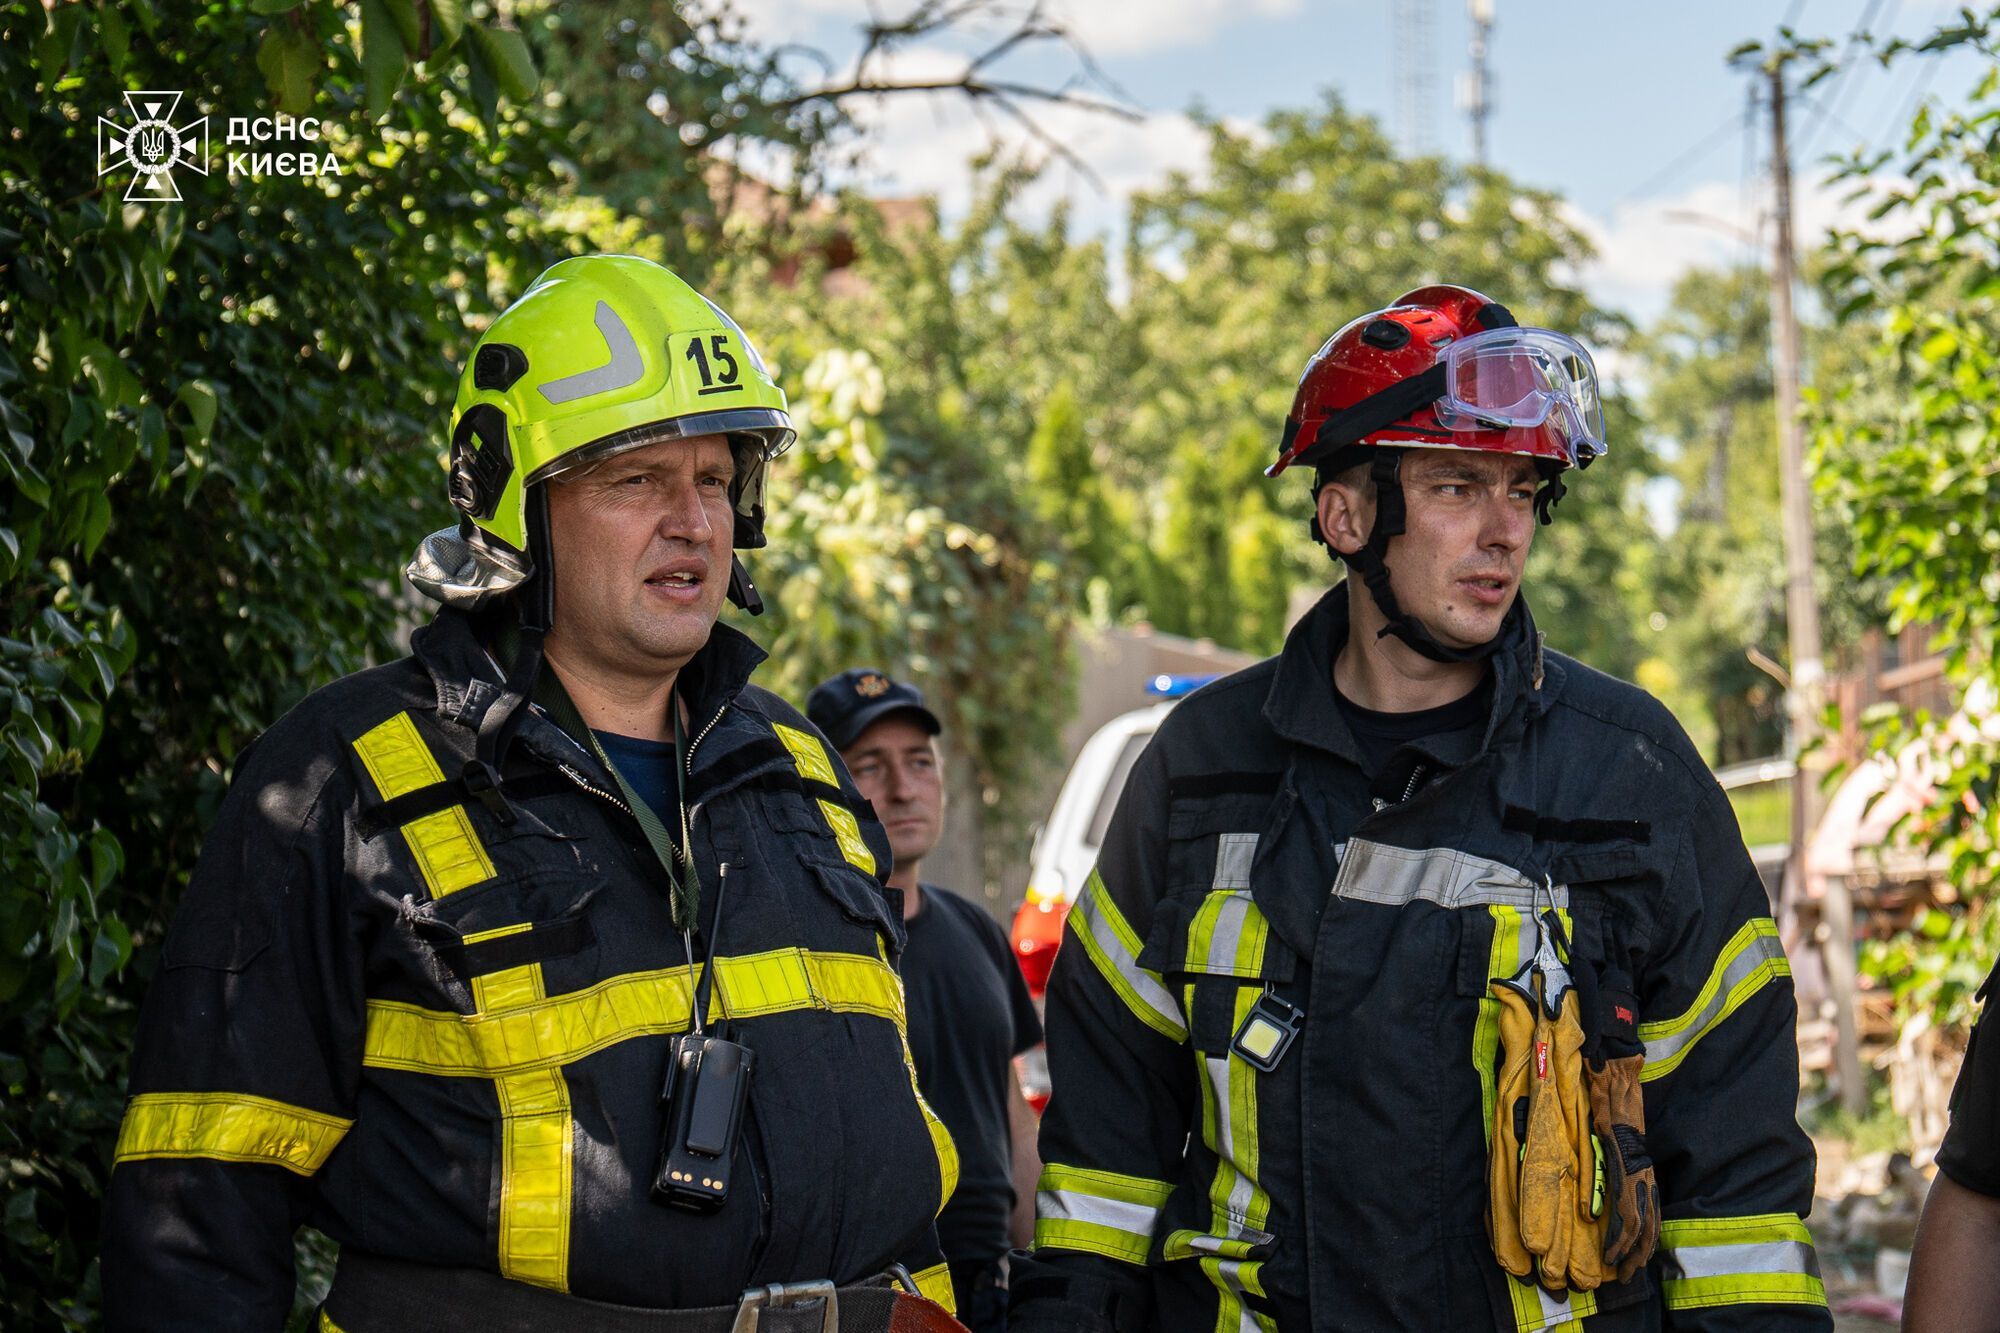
[1049,0,1306,57]
[733,0,1306,58]
[1566,166,1886,325]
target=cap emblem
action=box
[855,673,890,698]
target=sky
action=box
[729,0,1988,327]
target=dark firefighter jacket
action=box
[1019,586,1829,1333]
[101,606,958,1330]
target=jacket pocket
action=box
[1163,790,1281,898]
[798,854,908,957]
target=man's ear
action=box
[1316,478,1372,556]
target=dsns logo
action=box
[96,91,209,203]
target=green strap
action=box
[540,676,701,932]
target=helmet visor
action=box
[1433,327,1607,463]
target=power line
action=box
[1619,110,1750,203]
[1798,93,1878,155]
[1796,0,1895,159]
[1739,77,1764,255]
[1877,53,1939,149]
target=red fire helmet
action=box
[1267,284,1606,479]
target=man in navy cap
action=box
[809,669,1045,1332]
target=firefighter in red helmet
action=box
[1013,287,1829,1331]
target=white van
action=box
[1009,675,1214,1108]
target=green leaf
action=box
[248,0,305,12]
[381,0,421,57]
[361,0,408,119]
[89,828,124,891]
[99,1,130,75]
[464,33,500,127]
[176,379,218,445]
[427,0,466,52]
[80,490,112,561]
[467,23,537,103]
[34,6,85,84]
[88,918,132,987]
[256,23,322,118]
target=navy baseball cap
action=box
[806,668,942,751]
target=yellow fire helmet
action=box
[407,254,794,610]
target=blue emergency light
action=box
[1146,673,1220,699]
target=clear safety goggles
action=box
[1430,327,1608,465]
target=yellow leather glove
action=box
[1554,989,1614,1291]
[1518,995,1578,1289]
[1487,979,1537,1280]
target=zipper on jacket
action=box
[685,702,728,776]
[1370,762,1430,813]
[556,761,633,817]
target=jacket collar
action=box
[410,604,770,753]
[1263,582,1560,767]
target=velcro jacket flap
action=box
[1137,889,1298,986]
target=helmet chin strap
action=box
[1337,450,1508,666]
[465,488,557,825]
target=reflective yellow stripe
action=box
[496,1065,572,1290]
[114,1091,352,1176]
[910,1260,957,1314]
[319,1313,346,1333]
[1659,1213,1827,1310]
[874,937,958,1217]
[1639,917,1790,1083]
[467,923,543,1013]
[1069,868,1187,1042]
[1183,890,1276,1333]
[1035,1164,1175,1264]
[352,712,495,897]
[774,721,841,786]
[363,948,906,1077]
[916,1081,959,1216]
[457,923,575,1290]
[816,798,877,876]
[1475,905,1525,1143]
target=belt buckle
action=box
[730,1279,838,1333]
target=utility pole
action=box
[1767,61,1859,1114]
[1394,0,1436,157]
[1460,0,1495,166]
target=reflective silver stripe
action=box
[1213,833,1258,889]
[1532,1285,1590,1329]
[1071,874,1186,1040]
[1332,839,1570,910]
[537,301,645,404]
[1036,1188,1163,1237]
[1202,891,1254,973]
[1661,1238,1822,1282]
[1642,924,1788,1073]
[1216,1261,1261,1332]
[1205,1054,1255,1231]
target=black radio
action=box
[653,1027,755,1211]
[651,861,755,1213]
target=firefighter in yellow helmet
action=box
[102,256,965,1331]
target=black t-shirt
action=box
[1938,960,2000,1197]
[901,885,1044,1265]
[1332,672,1494,781]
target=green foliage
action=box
[1812,24,2000,1031]
[1118,96,1657,662]
[1726,779,1792,849]
[0,1,875,1323]
[739,346,1075,878]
